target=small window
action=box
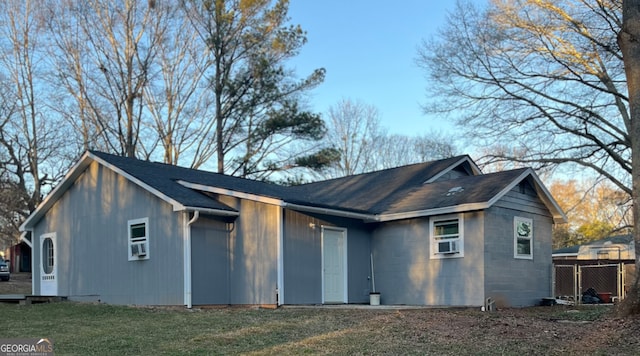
[430,214,464,259]
[514,217,533,259]
[128,218,149,261]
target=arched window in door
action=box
[42,237,54,274]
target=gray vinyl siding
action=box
[372,213,485,306]
[346,227,372,303]
[217,196,278,305]
[282,210,372,304]
[31,162,184,305]
[493,184,552,218]
[483,186,554,307]
[191,216,231,305]
[282,210,321,304]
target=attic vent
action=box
[446,186,464,196]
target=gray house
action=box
[20,151,565,307]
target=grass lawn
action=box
[2,302,639,355]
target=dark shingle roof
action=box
[285,156,474,213]
[87,151,540,220]
[91,151,289,211]
[382,168,528,214]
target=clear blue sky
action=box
[287,1,470,136]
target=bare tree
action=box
[140,2,215,167]
[0,0,70,246]
[419,0,640,314]
[417,0,629,193]
[319,99,457,178]
[321,98,384,178]
[47,0,166,158]
[374,132,457,170]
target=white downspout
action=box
[184,211,200,308]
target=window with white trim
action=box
[514,217,533,259]
[128,218,149,261]
[430,214,464,259]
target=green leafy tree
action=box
[550,179,631,248]
[182,0,330,178]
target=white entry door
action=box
[322,227,347,303]
[40,233,58,296]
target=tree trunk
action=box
[618,0,640,315]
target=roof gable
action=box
[285,155,479,213]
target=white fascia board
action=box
[377,203,489,222]
[424,156,482,184]
[179,206,239,217]
[552,253,578,258]
[284,203,378,222]
[176,180,284,206]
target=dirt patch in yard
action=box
[401,306,640,355]
[0,272,32,295]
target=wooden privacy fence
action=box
[553,263,634,304]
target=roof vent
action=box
[446,186,464,196]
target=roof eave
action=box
[21,151,189,231]
[284,202,378,222]
[178,206,240,217]
[176,180,284,206]
[377,203,489,222]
